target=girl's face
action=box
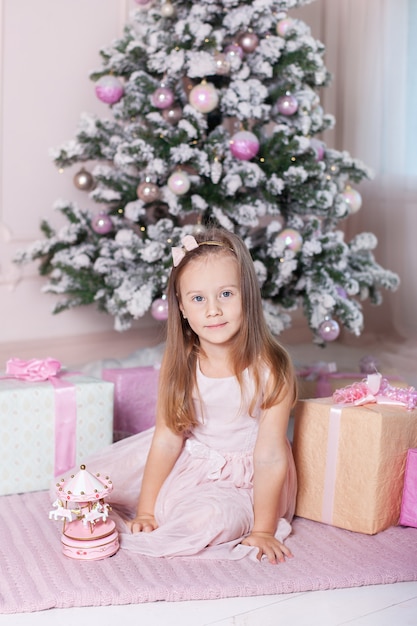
[178,254,242,350]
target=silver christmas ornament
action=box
[73,168,95,191]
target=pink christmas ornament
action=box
[229,130,260,161]
[276,228,303,252]
[310,138,325,161]
[276,17,294,37]
[336,285,347,299]
[95,76,124,105]
[277,94,298,116]
[238,31,259,53]
[318,318,340,342]
[167,171,191,195]
[189,82,219,114]
[224,43,244,60]
[342,187,362,213]
[151,86,175,109]
[137,181,160,203]
[91,213,113,235]
[151,296,169,321]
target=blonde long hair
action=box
[157,227,297,433]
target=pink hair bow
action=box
[172,234,199,267]
[6,357,62,382]
[333,372,417,410]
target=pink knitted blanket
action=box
[1,490,416,614]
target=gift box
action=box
[296,364,407,399]
[292,397,417,534]
[0,365,114,496]
[102,366,159,441]
[399,449,417,528]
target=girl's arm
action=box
[127,415,184,533]
[241,380,294,563]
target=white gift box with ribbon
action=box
[0,358,114,496]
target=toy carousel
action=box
[49,464,119,560]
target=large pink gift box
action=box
[102,366,159,441]
[292,397,417,534]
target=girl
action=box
[81,227,297,563]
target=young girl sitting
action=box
[77,227,297,563]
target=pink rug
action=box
[1,490,416,614]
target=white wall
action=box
[0,0,408,367]
[0,0,163,365]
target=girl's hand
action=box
[126,514,158,534]
[241,532,293,564]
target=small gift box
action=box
[292,374,417,534]
[102,366,159,441]
[399,449,417,528]
[0,358,114,496]
[296,357,407,399]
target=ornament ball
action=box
[359,354,380,374]
[162,104,182,125]
[95,76,124,104]
[213,52,231,76]
[161,2,175,17]
[224,43,244,61]
[310,138,325,161]
[342,187,362,213]
[189,82,219,114]
[277,94,298,116]
[238,31,259,53]
[137,181,160,203]
[91,213,113,235]
[276,18,294,37]
[193,222,206,236]
[151,296,169,321]
[229,130,260,161]
[318,318,340,342]
[277,228,303,252]
[151,86,175,109]
[167,171,191,195]
[73,168,95,191]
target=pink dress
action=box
[79,365,297,561]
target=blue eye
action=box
[221,291,232,298]
[192,295,204,302]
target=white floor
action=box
[1,582,416,625]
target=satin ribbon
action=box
[172,234,199,267]
[333,372,417,410]
[4,358,77,476]
[322,405,343,524]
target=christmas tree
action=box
[16,0,399,344]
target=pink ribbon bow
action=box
[5,357,77,476]
[333,372,417,410]
[172,234,199,267]
[6,357,61,381]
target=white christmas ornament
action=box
[189,82,219,114]
[167,171,191,195]
[161,2,175,18]
[342,187,362,213]
[210,159,222,184]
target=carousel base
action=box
[61,518,119,560]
